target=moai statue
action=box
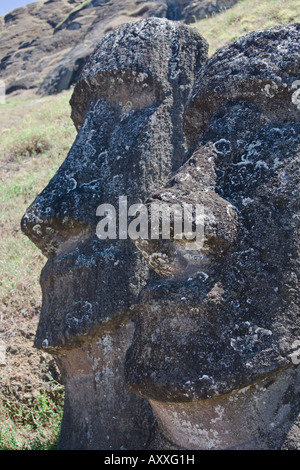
[21,18,208,450]
[125,23,300,450]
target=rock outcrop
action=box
[0,0,239,96]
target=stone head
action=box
[124,23,300,449]
[20,18,209,450]
[21,18,207,351]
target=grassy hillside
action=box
[0,0,299,450]
[0,90,76,320]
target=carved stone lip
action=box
[127,361,292,405]
[40,236,94,281]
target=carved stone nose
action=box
[21,166,94,258]
[21,205,92,258]
[21,16,209,261]
[133,143,238,277]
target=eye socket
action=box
[104,70,164,112]
[71,70,164,129]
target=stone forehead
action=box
[79,17,206,79]
[70,17,208,129]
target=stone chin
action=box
[34,236,145,352]
[148,366,300,450]
[125,293,296,403]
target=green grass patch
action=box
[0,386,64,450]
[0,90,76,163]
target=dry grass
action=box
[0,89,76,320]
[194,0,300,55]
[0,0,299,450]
[0,90,75,450]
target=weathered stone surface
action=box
[56,319,154,450]
[148,367,300,450]
[21,18,208,449]
[21,18,207,350]
[185,23,300,144]
[70,15,208,130]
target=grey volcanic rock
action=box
[21,18,207,350]
[0,0,239,96]
[70,15,208,130]
[40,0,238,96]
[165,0,239,23]
[21,18,208,449]
[0,0,85,93]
